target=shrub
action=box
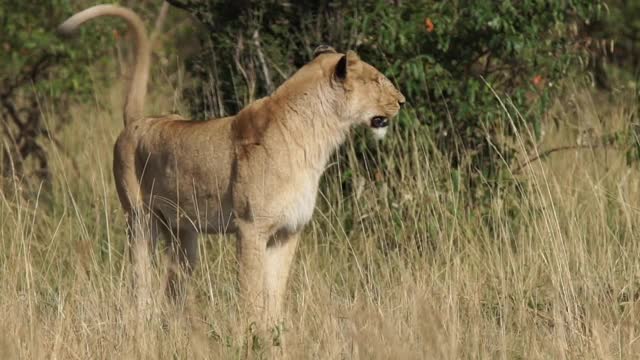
[0,0,110,185]
[169,0,604,200]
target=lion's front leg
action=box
[264,230,300,326]
[235,220,269,325]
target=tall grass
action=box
[1,82,639,359]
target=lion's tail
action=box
[58,5,150,126]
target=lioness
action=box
[59,4,405,324]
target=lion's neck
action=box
[268,83,349,171]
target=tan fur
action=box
[59,5,405,325]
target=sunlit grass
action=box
[1,83,639,359]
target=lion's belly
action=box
[137,159,235,233]
[149,191,236,234]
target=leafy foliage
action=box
[1,1,109,96]
[590,0,640,73]
[0,0,111,184]
[169,0,604,201]
[357,1,605,197]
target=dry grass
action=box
[1,83,639,359]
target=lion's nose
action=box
[397,93,406,106]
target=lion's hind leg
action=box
[165,225,199,303]
[125,208,162,310]
[113,143,159,314]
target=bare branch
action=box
[164,0,192,12]
[252,29,274,93]
[150,2,171,46]
[512,144,610,173]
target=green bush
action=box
[0,0,111,183]
[0,1,119,105]
[590,0,640,74]
[356,1,604,197]
[170,0,604,200]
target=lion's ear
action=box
[313,45,337,58]
[335,50,361,80]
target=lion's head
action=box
[312,45,406,139]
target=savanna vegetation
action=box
[1,0,639,358]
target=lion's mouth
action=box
[370,116,389,128]
[369,116,389,140]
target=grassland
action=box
[1,81,639,359]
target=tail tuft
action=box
[56,22,77,38]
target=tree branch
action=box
[252,29,273,93]
[164,0,193,12]
[512,144,609,173]
[150,2,171,46]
